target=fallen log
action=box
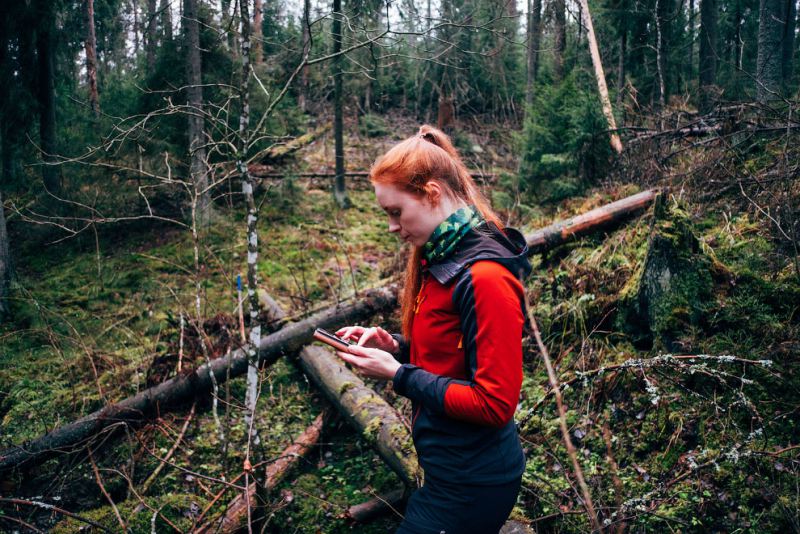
[296,345,421,487]
[250,122,331,165]
[0,287,397,473]
[525,189,658,255]
[195,412,325,534]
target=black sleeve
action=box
[390,333,411,364]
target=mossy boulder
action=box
[617,196,713,351]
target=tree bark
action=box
[757,0,785,102]
[332,0,350,208]
[36,0,59,193]
[783,0,797,85]
[195,413,326,534]
[554,0,567,81]
[160,0,173,41]
[0,287,398,473]
[253,0,263,65]
[85,0,100,116]
[525,0,543,109]
[146,0,157,71]
[183,0,212,227]
[0,190,11,320]
[699,0,718,110]
[616,31,626,108]
[578,0,624,153]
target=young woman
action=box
[335,125,531,534]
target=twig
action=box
[525,298,602,532]
[88,447,128,532]
[139,403,196,495]
[0,498,114,533]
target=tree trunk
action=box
[237,4,265,518]
[699,0,718,110]
[616,31,626,108]
[578,0,624,153]
[783,0,797,85]
[183,0,212,227]
[525,0,543,109]
[299,0,310,112]
[36,0,59,194]
[0,286,398,473]
[554,0,567,81]
[146,0,157,71]
[160,0,173,41]
[757,0,785,101]
[0,189,11,320]
[332,0,350,208]
[688,0,695,83]
[85,0,100,116]
[133,0,140,56]
[253,0,263,65]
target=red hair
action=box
[369,125,502,338]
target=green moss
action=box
[52,493,209,533]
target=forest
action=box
[0,0,798,531]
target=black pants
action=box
[396,475,521,534]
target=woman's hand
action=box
[336,325,399,355]
[336,345,402,381]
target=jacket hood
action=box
[426,221,532,285]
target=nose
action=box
[388,220,400,233]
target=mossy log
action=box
[526,189,658,254]
[0,287,397,473]
[249,122,331,165]
[296,345,421,487]
[195,413,325,534]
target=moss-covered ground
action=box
[2,120,799,533]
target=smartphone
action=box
[313,328,355,351]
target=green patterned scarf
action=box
[422,205,484,264]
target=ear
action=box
[422,181,442,206]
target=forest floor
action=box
[2,110,799,533]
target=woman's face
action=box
[373,182,446,247]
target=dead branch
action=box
[139,403,196,495]
[195,412,325,534]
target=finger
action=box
[357,327,377,347]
